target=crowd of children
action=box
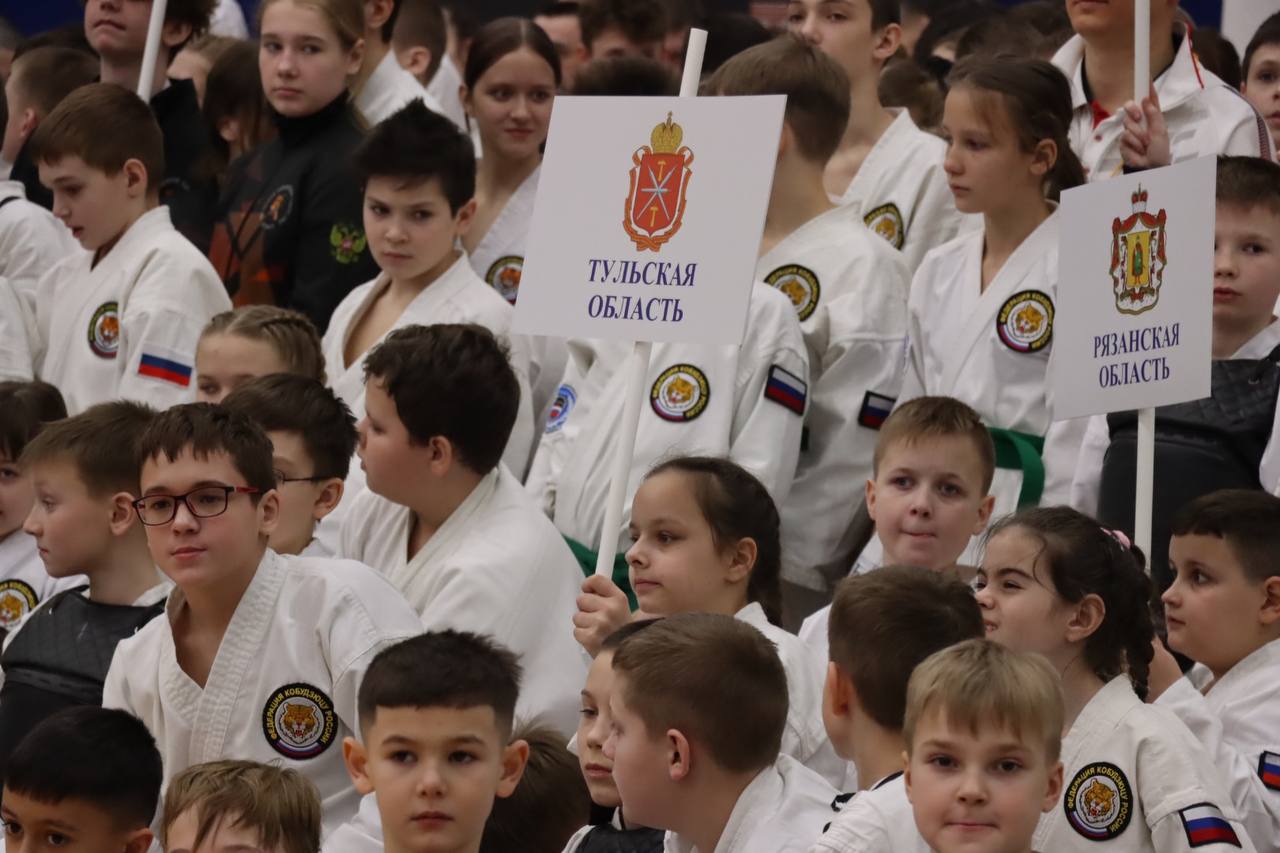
[0,0,1278,852]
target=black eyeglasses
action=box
[273,469,332,485]
[132,486,261,526]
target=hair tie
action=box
[1103,528,1132,549]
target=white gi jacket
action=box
[837,110,971,272]
[33,206,231,414]
[662,756,836,853]
[337,468,586,737]
[1035,676,1256,852]
[0,180,79,309]
[0,532,85,634]
[1156,639,1280,852]
[353,50,447,126]
[526,283,809,554]
[809,773,928,853]
[0,276,34,382]
[1052,30,1274,183]
[102,550,422,837]
[757,205,909,593]
[425,54,469,132]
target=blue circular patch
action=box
[545,384,577,434]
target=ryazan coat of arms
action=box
[1109,186,1167,316]
[624,112,694,251]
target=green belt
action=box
[987,427,1046,509]
[563,536,638,611]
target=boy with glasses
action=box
[103,403,423,837]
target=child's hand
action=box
[1146,637,1183,702]
[1120,84,1171,170]
[573,574,632,657]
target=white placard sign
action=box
[512,95,787,345]
[1050,157,1215,420]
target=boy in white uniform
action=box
[1052,0,1273,183]
[708,37,909,603]
[606,613,836,853]
[788,0,967,271]
[1151,491,1280,849]
[103,404,423,837]
[353,0,446,125]
[0,278,34,383]
[29,84,231,415]
[338,324,585,738]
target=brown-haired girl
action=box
[195,305,325,403]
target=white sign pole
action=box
[593,28,708,577]
[1133,0,1155,560]
[137,0,171,98]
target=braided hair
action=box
[200,306,326,385]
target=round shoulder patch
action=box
[262,185,294,230]
[864,203,905,250]
[87,301,120,360]
[0,580,38,630]
[651,364,710,422]
[545,384,577,434]
[996,289,1054,353]
[765,264,821,322]
[1064,762,1133,841]
[262,683,338,760]
[485,255,525,304]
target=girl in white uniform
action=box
[194,306,327,404]
[977,507,1255,852]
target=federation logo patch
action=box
[765,264,821,322]
[1110,185,1168,316]
[486,255,524,304]
[136,345,194,388]
[865,203,905,249]
[996,290,1054,353]
[624,112,694,252]
[1178,804,1241,848]
[1064,762,1133,841]
[262,682,337,760]
[330,223,368,264]
[651,364,709,422]
[87,301,120,359]
[545,384,577,433]
[764,365,807,416]
[858,391,896,429]
[0,580,38,630]
[262,185,294,230]
[1259,751,1280,791]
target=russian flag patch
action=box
[1260,751,1280,791]
[764,365,806,416]
[137,346,194,388]
[858,391,896,430]
[1179,804,1241,848]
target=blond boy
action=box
[161,760,322,853]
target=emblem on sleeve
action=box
[1260,751,1280,791]
[0,580,38,630]
[1063,762,1133,841]
[87,301,120,359]
[651,364,709,422]
[857,391,896,429]
[261,186,294,230]
[545,384,577,434]
[765,264,821,322]
[1110,185,1167,316]
[996,290,1054,353]
[864,203,905,249]
[763,365,807,416]
[485,255,524,304]
[624,113,694,252]
[330,224,368,264]
[262,682,337,760]
[1178,803,1241,848]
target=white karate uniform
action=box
[102,550,423,837]
[1156,639,1280,851]
[354,50,448,126]
[757,205,909,593]
[0,531,86,634]
[837,110,972,272]
[1072,321,1280,516]
[662,756,837,853]
[208,0,249,38]
[33,207,231,415]
[0,180,79,309]
[0,276,34,382]
[337,468,586,737]
[426,54,469,132]
[526,283,809,555]
[1052,30,1274,183]
[809,773,928,853]
[1035,676,1256,852]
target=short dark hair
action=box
[21,401,155,496]
[1191,28,1241,90]
[464,17,561,90]
[4,707,162,829]
[392,0,448,81]
[611,613,787,775]
[1171,490,1280,585]
[29,83,165,192]
[221,375,358,482]
[358,631,522,740]
[1216,155,1280,219]
[363,324,519,475]
[137,403,277,496]
[829,566,984,731]
[0,381,67,462]
[479,724,591,853]
[578,0,667,50]
[705,35,850,164]
[1244,12,1280,80]
[539,1,580,17]
[380,0,403,43]
[699,12,771,76]
[866,0,901,30]
[570,55,678,95]
[354,99,476,213]
[600,617,660,653]
[164,0,217,43]
[8,46,98,117]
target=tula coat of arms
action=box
[624,113,695,252]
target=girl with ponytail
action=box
[976,506,1251,852]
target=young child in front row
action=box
[102,403,424,837]
[810,566,984,853]
[30,83,231,415]
[574,456,843,785]
[1148,491,1280,849]
[195,306,327,404]
[161,759,322,853]
[606,612,836,852]
[978,506,1255,851]
[902,639,1064,853]
[222,374,357,559]
[339,631,530,853]
[1,706,162,853]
